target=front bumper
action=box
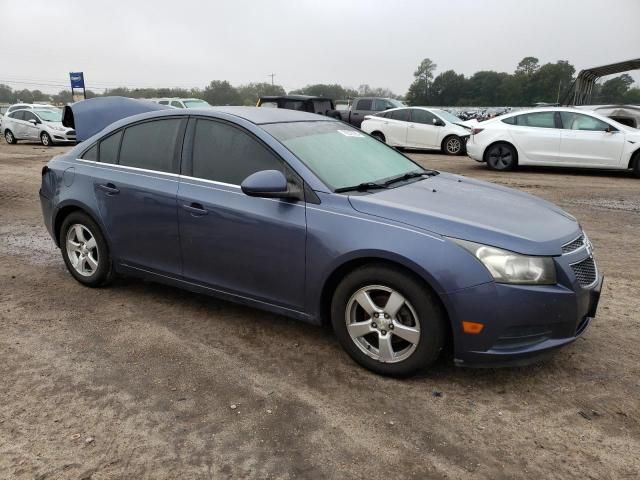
[443,272,603,367]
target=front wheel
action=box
[443,135,464,155]
[60,212,114,287]
[486,143,517,171]
[371,131,386,143]
[4,130,17,144]
[41,132,52,146]
[331,264,445,377]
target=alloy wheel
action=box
[5,131,14,143]
[488,145,513,169]
[65,224,99,277]
[446,137,461,154]
[345,285,421,363]
[41,133,50,146]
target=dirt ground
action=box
[0,139,638,480]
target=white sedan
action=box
[360,107,471,155]
[466,107,640,176]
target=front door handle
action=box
[97,183,120,195]
[181,202,208,216]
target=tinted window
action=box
[516,112,556,128]
[560,112,610,131]
[158,100,169,105]
[356,99,372,110]
[502,116,517,125]
[82,144,98,161]
[389,109,410,122]
[23,111,38,122]
[99,131,122,164]
[191,119,283,185]
[410,109,437,125]
[373,99,394,111]
[170,101,184,108]
[8,111,23,120]
[119,119,182,172]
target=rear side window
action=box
[99,131,122,164]
[119,119,182,172]
[410,109,437,125]
[158,100,169,105]
[389,109,410,122]
[191,119,283,185]
[82,144,98,161]
[501,116,517,125]
[11,111,25,120]
[356,99,372,110]
[170,101,184,108]
[515,112,556,128]
[560,112,611,131]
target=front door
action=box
[177,118,307,310]
[406,109,440,148]
[92,118,185,275]
[22,111,41,140]
[508,111,561,164]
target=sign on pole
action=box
[69,72,86,102]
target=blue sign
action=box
[69,72,85,89]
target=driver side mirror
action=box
[432,118,445,127]
[28,118,38,125]
[604,126,618,133]
[241,170,299,200]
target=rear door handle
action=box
[97,183,120,195]
[181,202,208,216]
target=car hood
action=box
[348,172,580,256]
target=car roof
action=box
[260,95,332,101]
[195,106,336,124]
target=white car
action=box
[153,98,211,109]
[360,107,471,155]
[3,108,76,146]
[466,107,640,176]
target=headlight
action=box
[50,125,65,131]
[450,238,556,285]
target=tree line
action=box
[1,56,638,107]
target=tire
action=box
[632,152,640,178]
[331,264,446,377]
[41,131,53,146]
[485,142,517,171]
[60,212,114,287]
[442,135,464,156]
[371,131,386,143]
[4,130,17,144]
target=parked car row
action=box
[39,98,604,376]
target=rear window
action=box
[119,119,182,172]
[355,99,372,110]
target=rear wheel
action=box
[331,264,446,377]
[486,143,517,171]
[371,131,386,143]
[4,130,17,144]
[442,135,464,155]
[60,212,114,287]
[632,152,640,178]
[41,132,52,146]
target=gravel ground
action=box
[1,140,639,480]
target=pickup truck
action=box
[339,97,405,127]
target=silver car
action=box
[3,108,76,146]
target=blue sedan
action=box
[40,104,602,376]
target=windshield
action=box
[432,109,464,124]
[264,121,424,190]
[34,109,62,122]
[183,99,211,108]
[389,99,406,108]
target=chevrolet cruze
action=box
[40,104,602,376]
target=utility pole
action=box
[267,73,275,86]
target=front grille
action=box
[562,235,584,254]
[571,257,597,287]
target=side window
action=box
[389,109,410,122]
[560,112,610,131]
[13,111,26,121]
[170,101,184,108]
[501,116,516,125]
[99,131,123,164]
[356,99,372,111]
[191,119,284,185]
[158,100,169,105]
[373,99,393,111]
[410,109,437,125]
[517,112,556,128]
[23,111,38,123]
[119,119,182,172]
[81,144,98,161]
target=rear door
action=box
[177,118,307,310]
[507,111,561,164]
[558,112,626,167]
[9,111,26,138]
[406,108,440,148]
[91,117,186,275]
[384,109,410,146]
[351,98,374,127]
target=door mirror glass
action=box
[28,118,38,125]
[241,170,291,198]
[432,118,444,126]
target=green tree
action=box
[596,74,635,103]
[406,58,437,105]
[290,83,357,100]
[530,60,575,104]
[0,84,15,103]
[515,56,540,77]
[202,80,241,105]
[430,70,466,106]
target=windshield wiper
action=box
[334,182,388,193]
[383,170,439,187]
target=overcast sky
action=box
[1,0,639,95]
